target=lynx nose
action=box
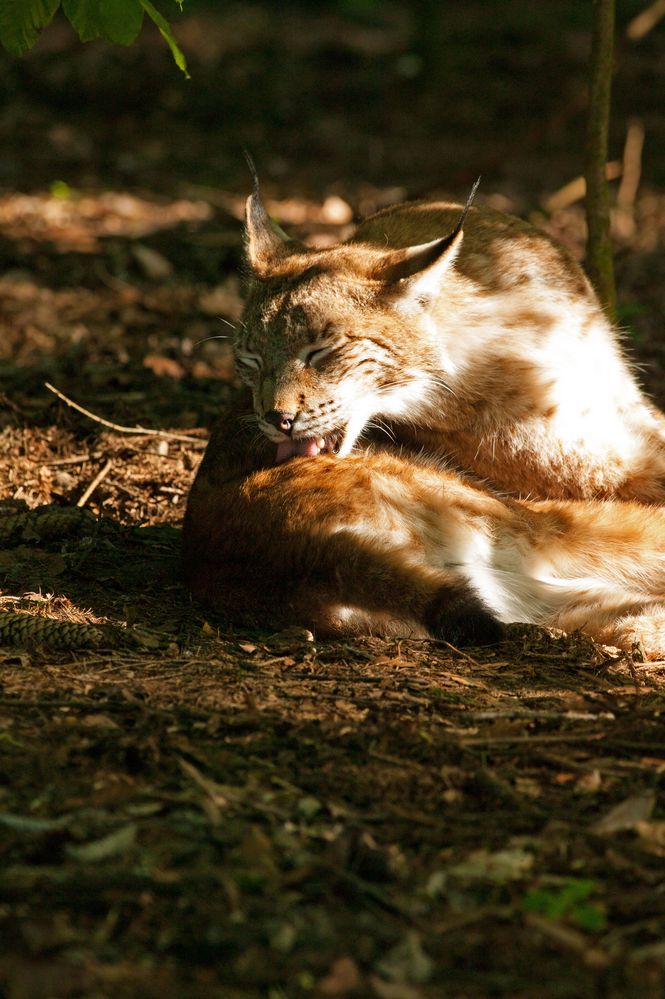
[265,410,295,435]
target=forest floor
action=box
[1,3,665,997]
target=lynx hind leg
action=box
[283,578,432,640]
[424,582,506,647]
[308,601,431,639]
[278,572,505,644]
[289,582,503,644]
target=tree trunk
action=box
[584,0,617,322]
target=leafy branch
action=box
[0,0,188,77]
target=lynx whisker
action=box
[194,334,230,347]
[366,418,397,443]
[427,375,458,399]
[249,429,268,450]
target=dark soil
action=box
[1,3,665,997]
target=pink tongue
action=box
[275,437,321,463]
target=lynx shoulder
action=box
[235,186,665,501]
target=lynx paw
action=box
[425,584,505,647]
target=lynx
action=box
[183,183,665,652]
[235,182,665,501]
[184,428,665,657]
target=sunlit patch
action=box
[0,190,212,253]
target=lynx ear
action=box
[244,155,303,276]
[245,189,292,274]
[373,230,464,288]
[376,177,480,298]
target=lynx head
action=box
[235,182,475,462]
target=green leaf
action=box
[572,902,607,933]
[522,878,606,932]
[62,0,143,45]
[139,0,189,77]
[0,0,60,55]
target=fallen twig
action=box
[430,639,481,667]
[458,732,606,746]
[45,382,207,447]
[43,453,93,466]
[626,0,665,40]
[543,161,622,214]
[77,459,114,508]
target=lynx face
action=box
[236,274,441,461]
[237,185,468,462]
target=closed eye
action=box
[299,343,338,368]
[235,352,262,371]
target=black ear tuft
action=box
[445,176,481,247]
[461,176,481,222]
[243,149,261,196]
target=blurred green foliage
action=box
[522,878,607,932]
[0,0,188,75]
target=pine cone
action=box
[0,506,96,547]
[0,612,104,649]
